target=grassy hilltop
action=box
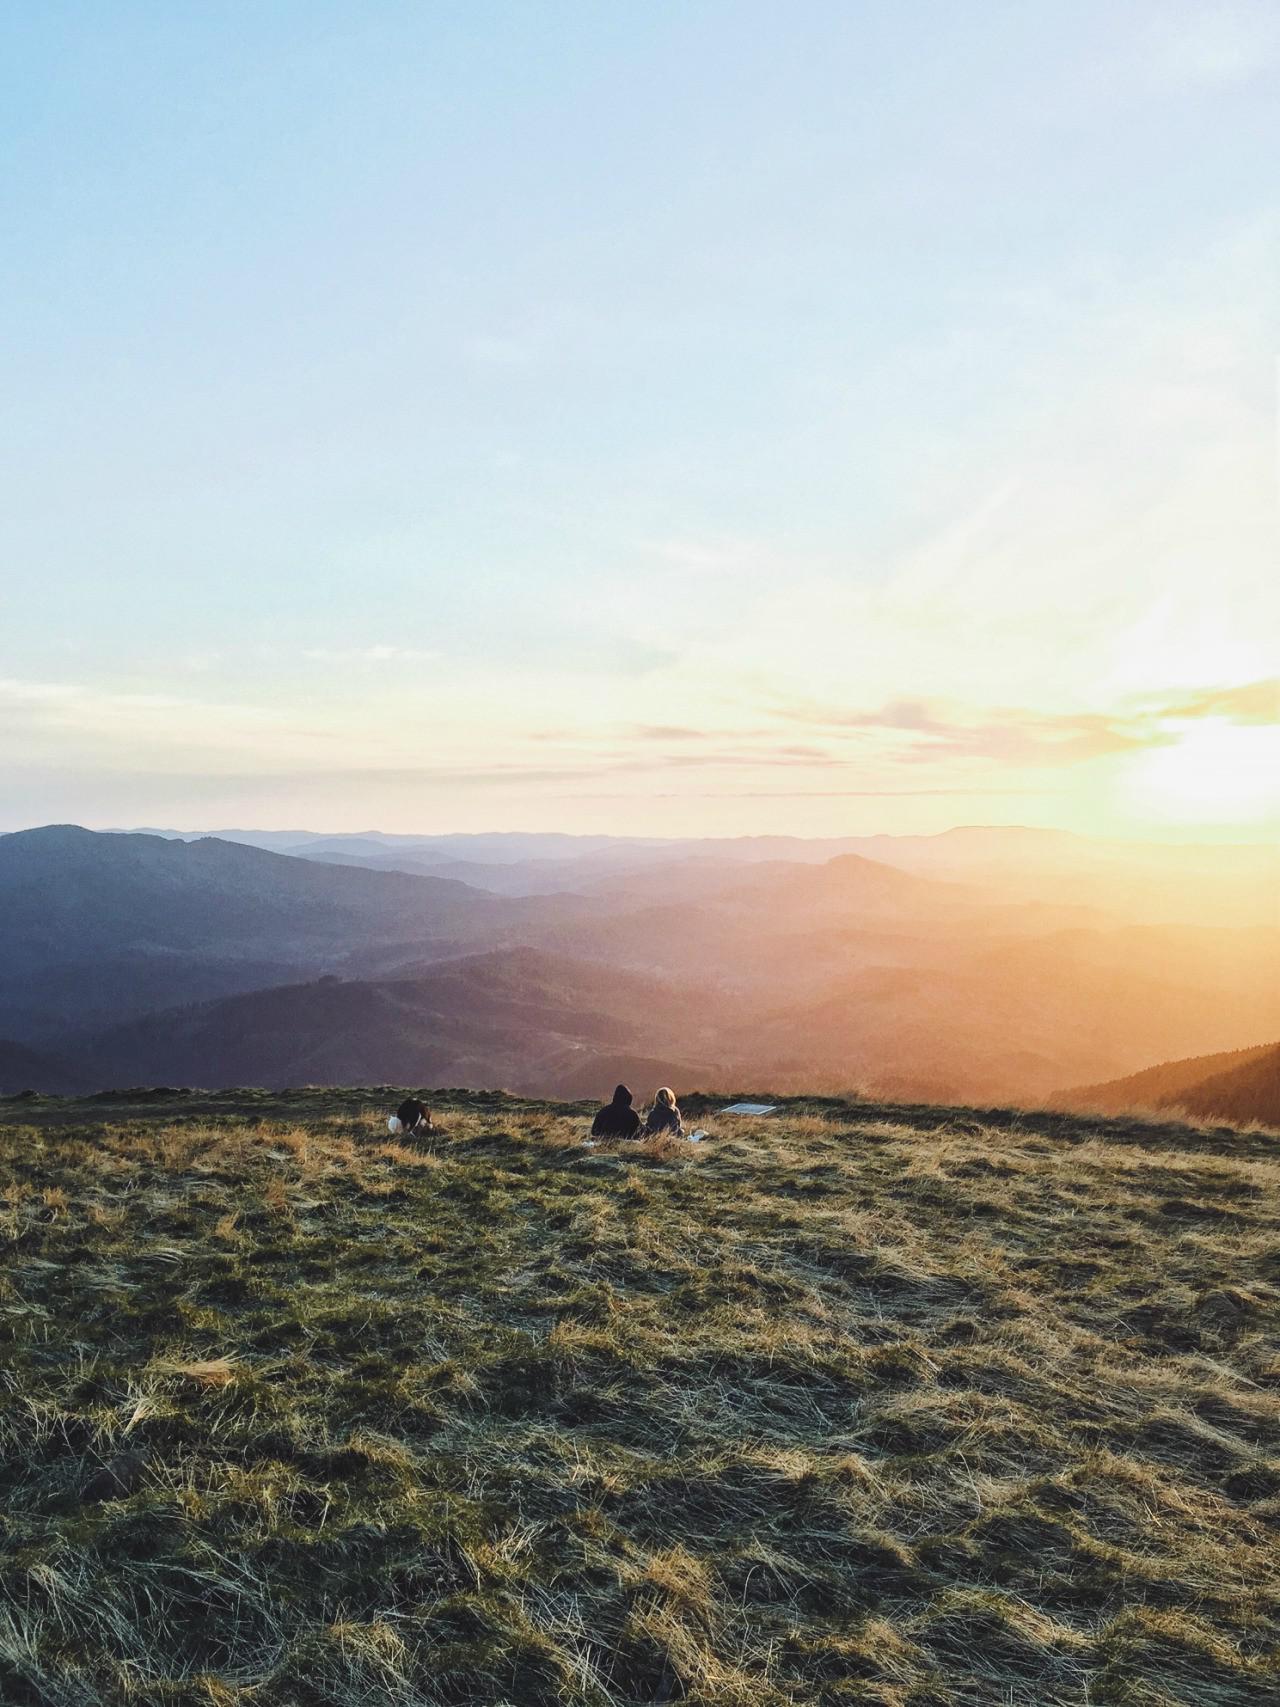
[1,1088,1277,1706]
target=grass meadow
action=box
[0,1087,1277,1705]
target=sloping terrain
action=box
[0,826,499,960]
[0,1040,81,1097]
[6,826,1278,1106]
[716,932,1280,1105]
[75,949,725,1096]
[1065,1041,1279,1116]
[64,927,1280,1107]
[1171,1044,1280,1129]
[268,825,1280,928]
[0,827,587,1037]
[0,1088,1276,1705]
[1063,1040,1280,1131]
[842,827,1280,929]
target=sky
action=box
[1,1,1277,840]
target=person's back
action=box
[591,1083,641,1139]
[643,1086,683,1137]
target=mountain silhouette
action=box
[0,1038,81,1096]
[5,825,1277,1106]
[0,826,573,1035]
[1066,1040,1280,1129]
[76,947,724,1096]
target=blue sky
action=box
[2,2,1277,836]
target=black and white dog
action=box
[388,1097,433,1136]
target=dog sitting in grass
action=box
[388,1097,433,1136]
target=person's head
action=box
[654,1086,677,1110]
[612,1084,632,1106]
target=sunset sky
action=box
[2,2,1277,839]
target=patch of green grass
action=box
[1,1090,1277,1704]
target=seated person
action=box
[643,1086,684,1137]
[392,1097,433,1135]
[591,1083,641,1140]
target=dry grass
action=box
[0,1087,1277,1705]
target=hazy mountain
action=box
[843,826,1279,928]
[258,830,666,864]
[715,963,1131,1104]
[282,835,886,895]
[515,852,966,990]
[719,923,1280,1105]
[724,852,956,916]
[1170,1046,1280,1129]
[282,830,861,866]
[0,825,501,948]
[304,849,623,894]
[582,850,944,912]
[120,824,1278,929]
[306,850,462,879]
[0,1039,81,1096]
[1064,1041,1280,1129]
[283,836,452,865]
[0,952,316,1048]
[78,948,724,1097]
[0,826,576,1036]
[8,824,1277,1106]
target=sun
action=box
[1126,720,1280,827]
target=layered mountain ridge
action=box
[2,824,1276,1107]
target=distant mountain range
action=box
[74,948,725,1097]
[122,822,1278,927]
[0,824,586,1035]
[1064,1041,1280,1130]
[2,824,1276,1106]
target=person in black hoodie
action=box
[591,1084,641,1139]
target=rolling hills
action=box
[1068,1039,1280,1130]
[1173,1044,1280,1128]
[3,825,1277,1105]
[1,1086,1276,1705]
[239,823,1280,928]
[0,825,588,1037]
[76,949,726,1097]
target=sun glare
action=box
[1128,720,1280,826]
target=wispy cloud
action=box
[1158,678,1280,725]
[768,678,1279,768]
[0,676,81,704]
[771,697,1150,764]
[299,645,440,666]
[633,724,722,742]
[0,674,342,768]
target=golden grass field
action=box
[1,1087,1277,1705]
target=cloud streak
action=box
[767,678,1279,768]
[299,645,440,666]
[1158,679,1280,726]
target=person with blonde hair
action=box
[643,1086,684,1138]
